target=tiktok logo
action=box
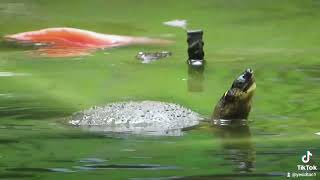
[302,151,312,163]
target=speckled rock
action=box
[69,101,203,136]
[136,51,172,64]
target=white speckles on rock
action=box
[69,101,203,136]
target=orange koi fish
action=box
[4,27,172,57]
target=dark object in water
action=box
[136,51,172,63]
[212,69,256,121]
[187,30,205,67]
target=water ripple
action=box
[74,164,180,171]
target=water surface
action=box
[0,0,320,179]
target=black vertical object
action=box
[187,30,205,92]
[187,30,205,66]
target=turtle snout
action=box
[243,68,253,80]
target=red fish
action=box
[4,27,172,57]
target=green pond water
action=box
[0,0,320,179]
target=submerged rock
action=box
[136,51,172,64]
[69,101,203,136]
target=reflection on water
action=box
[0,138,19,144]
[0,2,30,15]
[6,167,74,173]
[5,164,180,174]
[177,172,284,179]
[187,65,205,92]
[0,72,30,77]
[177,121,283,180]
[213,120,255,173]
[79,158,108,163]
[0,173,36,179]
[74,164,180,170]
[0,0,320,179]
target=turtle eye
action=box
[232,77,245,89]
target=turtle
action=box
[212,68,256,124]
[69,69,256,136]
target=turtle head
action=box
[213,68,256,120]
[227,68,256,101]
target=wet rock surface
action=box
[136,51,172,64]
[69,101,203,136]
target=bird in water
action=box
[3,27,172,57]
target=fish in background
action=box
[3,27,172,57]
